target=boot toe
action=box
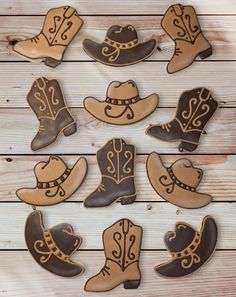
[84,277,104,292]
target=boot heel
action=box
[44,57,62,68]
[123,280,140,289]
[120,194,136,205]
[63,123,77,136]
[199,46,212,60]
[179,141,198,152]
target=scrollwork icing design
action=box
[45,185,65,198]
[34,92,47,111]
[127,234,136,261]
[173,19,186,38]
[49,16,61,34]
[48,86,60,106]
[182,97,198,119]
[61,21,73,40]
[181,252,201,269]
[192,104,210,127]
[107,151,115,173]
[102,46,120,62]
[104,105,134,120]
[184,14,199,34]
[112,232,122,259]
[34,240,52,263]
[123,151,133,174]
[159,175,175,193]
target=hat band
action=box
[104,37,138,50]
[33,229,70,264]
[159,167,196,194]
[171,231,201,269]
[106,96,140,106]
[37,168,71,189]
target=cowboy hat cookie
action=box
[155,216,217,277]
[27,77,77,151]
[85,218,142,291]
[84,80,159,125]
[84,138,136,207]
[146,153,212,209]
[25,210,84,277]
[16,155,87,206]
[161,4,212,74]
[12,6,83,68]
[83,25,158,66]
[146,88,218,152]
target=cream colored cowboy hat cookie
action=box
[84,80,159,125]
[146,152,212,208]
[16,155,88,206]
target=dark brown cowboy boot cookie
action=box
[147,88,218,152]
[83,25,158,66]
[25,210,84,277]
[85,218,142,291]
[84,138,136,207]
[155,216,217,277]
[16,155,88,206]
[84,80,159,125]
[161,4,212,73]
[27,77,77,151]
[12,6,83,68]
[146,153,212,209]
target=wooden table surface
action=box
[0,1,236,296]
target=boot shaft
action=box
[175,88,218,133]
[161,4,201,44]
[27,77,68,120]
[103,219,142,271]
[42,6,83,46]
[97,138,135,183]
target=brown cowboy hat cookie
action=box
[25,210,84,277]
[84,80,159,125]
[83,25,158,66]
[27,77,77,151]
[146,153,212,209]
[84,138,136,207]
[146,87,218,152]
[16,155,88,206]
[11,6,83,68]
[155,216,217,277]
[161,4,212,73]
[84,218,142,292]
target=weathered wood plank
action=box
[1,16,236,62]
[0,62,235,108]
[1,0,236,15]
[0,251,235,297]
[1,155,235,202]
[0,203,235,249]
[0,107,234,154]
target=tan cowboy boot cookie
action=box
[12,6,83,68]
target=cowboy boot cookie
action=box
[84,218,142,291]
[27,77,77,151]
[84,138,136,207]
[13,6,83,68]
[161,4,212,73]
[147,88,218,152]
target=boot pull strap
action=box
[199,88,211,101]
[172,4,184,17]
[63,6,76,18]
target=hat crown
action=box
[171,159,202,188]
[50,223,81,255]
[107,80,139,100]
[34,156,67,182]
[164,223,196,252]
[106,25,138,43]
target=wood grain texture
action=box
[1,16,236,61]
[1,155,235,202]
[0,251,235,297]
[1,0,236,15]
[0,107,234,154]
[0,202,235,249]
[0,62,235,108]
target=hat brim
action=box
[84,94,158,125]
[16,157,88,206]
[25,210,84,277]
[155,216,217,277]
[83,38,157,66]
[146,153,212,209]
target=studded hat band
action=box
[167,167,196,192]
[37,168,71,189]
[104,37,138,50]
[105,96,140,106]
